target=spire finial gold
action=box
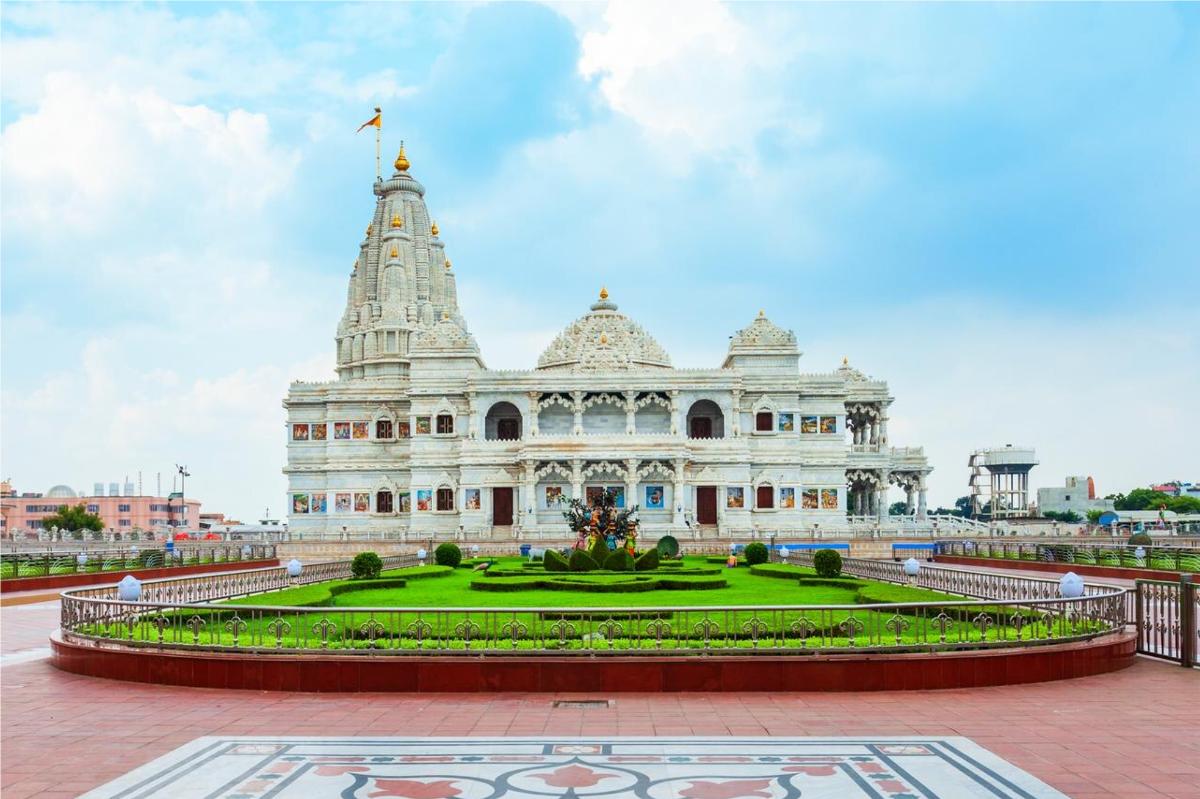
[444,258,452,271]
[391,212,403,228]
[599,286,609,301]
[842,356,849,366]
[442,310,450,321]
[390,245,398,259]
[394,141,410,172]
[758,309,765,318]
[365,224,372,237]
[430,220,439,236]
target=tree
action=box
[40,504,103,533]
[1166,495,1200,515]
[954,496,973,518]
[1086,509,1106,524]
[888,501,909,516]
[1114,489,1173,511]
[1042,510,1082,523]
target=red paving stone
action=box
[3,585,1198,798]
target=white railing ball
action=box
[779,546,789,560]
[1059,572,1084,598]
[241,545,252,558]
[1134,546,1146,560]
[77,553,88,567]
[904,557,921,576]
[471,545,480,555]
[117,575,141,602]
[287,558,303,577]
[416,548,428,563]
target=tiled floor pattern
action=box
[79,736,1068,798]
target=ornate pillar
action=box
[905,487,915,515]
[877,486,887,522]
[624,458,639,511]
[668,390,681,436]
[520,460,536,538]
[466,390,479,440]
[917,476,928,520]
[879,414,889,446]
[527,391,540,438]
[730,389,742,437]
[571,390,584,436]
[672,457,686,527]
[624,391,637,435]
[570,459,583,500]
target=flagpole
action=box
[374,106,382,180]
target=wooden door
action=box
[696,486,717,524]
[492,487,513,526]
[756,485,774,509]
[690,417,712,439]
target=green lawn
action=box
[78,557,1110,652]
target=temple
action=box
[283,148,932,540]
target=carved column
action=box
[730,389,742,437]
[571,390,584,436]
[668,390,681,436]
[527,391,540,438]
[905,487,915,515]
[624,458,639,511]
[570,459,583,501]
[876,472,888,522]
[917,476,928,520]
[879,413,889,446]
[466,390,479,440]
[672,458,687,527]
[520,460,536,538]
[624,391,637,435]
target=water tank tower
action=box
[969,445,1038,518]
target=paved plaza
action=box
[2,596,1198,798]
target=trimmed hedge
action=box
[604,549,635,571]
[434,543,462,568]
[351,551,383,579]
[589,537,611,566]
[470,574,727,593]
[543,549,569,572]
[635,548,660,571]
[813,548,843,578]
[1127,532,1153,546]
[569,549,599,572]
[744,542,769,565]
[655,535,680,558]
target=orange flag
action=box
[357,108,381,132]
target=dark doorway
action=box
[696,486,717,524]
[497,418,520,440]
[757,485,774,509]
[690,416,712,439]
[492,487,513,526]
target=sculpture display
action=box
[559,488,640,554]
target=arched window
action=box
[686,400,725,439]
[485,401,522,441]
[436,414,454,435]
[436,487,454,511]
[376,419,393,439]
[375,491,393,513]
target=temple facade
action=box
[283,149,932,540]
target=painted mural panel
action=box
[292,493,309,514]
[416,489,432,511]
[464,488,481,510]
[802,489,819,509]
[819,415,837,434]
[311,423,327,441]
[777,413,794,432]
[726,486,745,509]
[352,422,369,440]
[310,493,327,513]
[415,416,432,434]
[398,492,411,513]
[292,424,309,441]
[354,492,369,512]
[335,493,351,512]
[334,422,351,440]
[800,416,819,434]
[780,487,796,508]
[821,488,839,509]
[644,485,665,509]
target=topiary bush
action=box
[589,537,611,567]
[543,549,569,572]
[655,535,680,558]
[813,548,843,578]
[434,542,462,568]
[1127,532,1153,546]
[351,551,383,579]
[634,548,660,571]
[604,549,634,571]
[569,549,599,572]
[744,541,769,565]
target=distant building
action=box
[1037,476,1114,517]
[0,481,202,537]
[1151,482,1200,498]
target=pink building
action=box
[0,480,202,538]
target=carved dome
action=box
[536,290,672,372]
[728,310,798,352]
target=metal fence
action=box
[1134,577,1198,667]
[57,553,1127,657]
[935,540,1200,573]
[1,544,277,580]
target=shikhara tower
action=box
[284,147,932,540]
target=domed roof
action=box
[536,289,672,372]
[728,310,798,353]
[46,484,76,498]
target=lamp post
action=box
[176,464,190,535]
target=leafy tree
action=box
[954,496,973,518]
[1086,509,1106,524]
[1166,496,1200,515]
[888,501,909,516]
[40,504,103,533]
[1042,510,1083,523]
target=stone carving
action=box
[537,293,672,372]
[728,311,798,351]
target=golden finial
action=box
[391,212,403,228]
[365,224,372,237]
[394,142,410,172]
[389,245,399,259]
[444,259,452,271]
[599,286,609,300]
[442,310,450,321]
[758,309,765,318]
[842,356,849,366]
[599,333,608,344]
[430,221,439,236]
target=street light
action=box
[176,464,191,535]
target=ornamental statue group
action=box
[559,488,640,555]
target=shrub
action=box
[634,548,660,571]
[813,548,843,578]
[569,549,599,572]
[589,537,611,567]
[655,535,680,558]
[434,543,462,568]
[1127,532,1153,546]
[351,551,383,579]
[543,549,570,572]
[744,542,769,565]
[604,549,634,571]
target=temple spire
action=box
[394,142,410,172]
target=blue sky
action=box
[2,2,1197,521]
